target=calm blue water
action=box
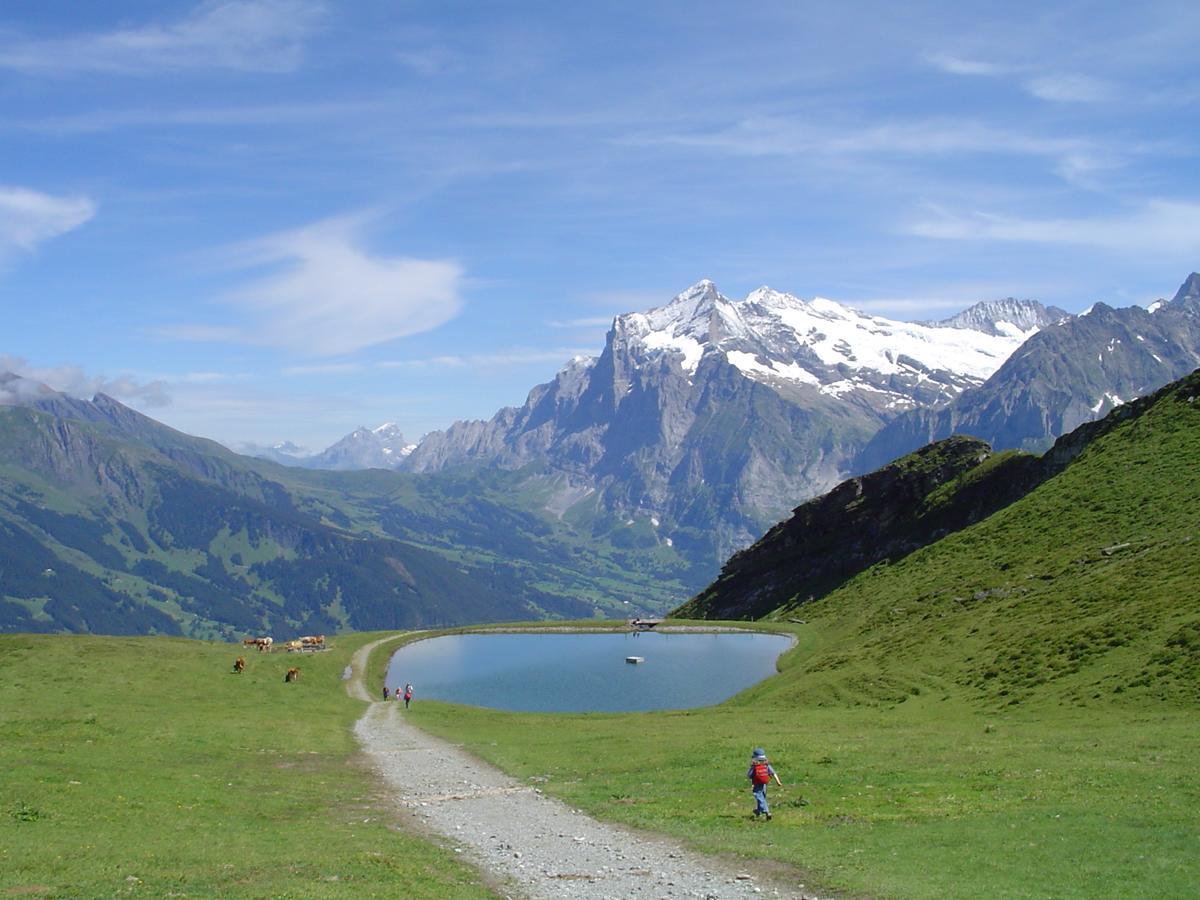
[384,631,793,712]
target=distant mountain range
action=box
[0,376,699,635]
[237,423,414,470]
[5,273,1200,637]
[856,273,1200,471]
[245,275,1200,566]
[390,281,1066,560]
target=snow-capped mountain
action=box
[856,273,1200,472]
[399,281,1064,561]
[924,297,1071,337]
[304,423,415,471]
[609,280,1057,412]
[241,423,414,470]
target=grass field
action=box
[0,633,493,899]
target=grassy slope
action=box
[0,413,699,634]
[0,633,493,899]
[408,380,1200,898]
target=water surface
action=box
[385,630,792,712]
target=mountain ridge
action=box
[677,366,1200,624]
[856,273,1200,471]
[394,281,1063,561]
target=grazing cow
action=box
[282,639,304,652]
[299,634,326,649]
[242,637,273,652]
[284,667,300,683]
[233,656,246,674]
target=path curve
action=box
[345,634,819,899]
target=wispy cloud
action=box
[1024,74,1116,104]
[623,116,1094,162]
[0,186,95,260]
[378,349,594,371]
[181,212,464,356]
[0,0,326,76]
[924,53,1010,77]
[282,362,366,376]
[16,98,391,135]
[0,355,169,406]
[904,198,1200,256]
[547,316,616,328]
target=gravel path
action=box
[347,638,820,899]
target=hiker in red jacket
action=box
[747,747,782,819]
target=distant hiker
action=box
[747,747,782,820]
[382,686,390,701]
[403,683,413,709]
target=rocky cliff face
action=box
[401,281,1050,560]
[856,274,1200,472]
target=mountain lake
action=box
[384,630,794,712]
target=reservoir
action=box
[385,630,793,712]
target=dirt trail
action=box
[345,635,818,899]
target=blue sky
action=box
[2,0,1198,451]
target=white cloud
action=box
[195,213,464,356]
[0,0,326,75]
[0,356,170,406]
[547,316,616,328]
[624,116,1094,162]
[904,199,1200,256]
[1024,74,1115,104]
[0,186,95,258]
[378,349,594,371]
[282,362,366,376]
[925,54,1010,77]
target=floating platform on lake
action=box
[625,656,645,664]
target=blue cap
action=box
[752,747,766,758]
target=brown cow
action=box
[299,634,326,649]
[282,639,304,653]
[233,656,246,674]
[284,667,300,683]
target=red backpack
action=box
[752,761,771,785]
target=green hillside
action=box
[774,368,1200,710]
[408,370,1200,898]
[0,404,700,636]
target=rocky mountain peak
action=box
[927,297,1070,337]
[1170,272,1200,307]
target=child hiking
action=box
[403,683,413,709]
[747,747,782,820]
